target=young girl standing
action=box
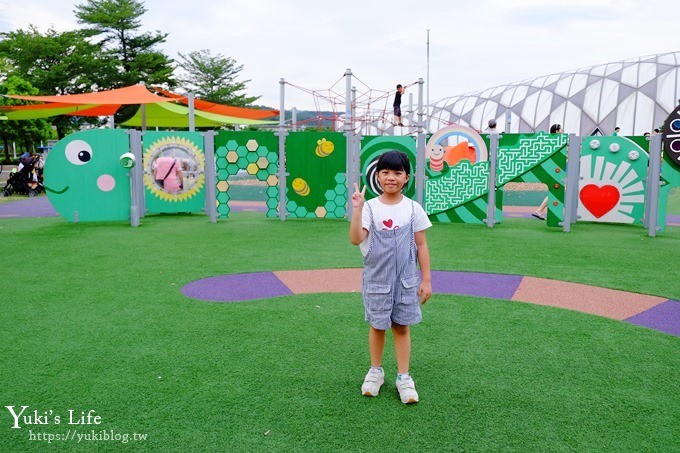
[349,150,432,404]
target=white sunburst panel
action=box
[611,160,632,183]
[602,161,618,180]
[619,167,640,188]
[593,155,606,180]
[618,204,635,214]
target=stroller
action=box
[2,152,44,197]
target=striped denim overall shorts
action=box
[362,200,422,330]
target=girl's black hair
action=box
[376,150,411,174]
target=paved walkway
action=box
[182,269,680,338]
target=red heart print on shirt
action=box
[382,219,393,228]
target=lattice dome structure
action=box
[427,51,680,136]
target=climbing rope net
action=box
[283,73,427,135]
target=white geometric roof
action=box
[427,51,680,136]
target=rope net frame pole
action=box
[415,78,426,207]
[283,74,431,137]
[277,78,289,221]
[343,68,359,222]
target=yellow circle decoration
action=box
[292,177,310,196]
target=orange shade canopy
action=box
[7,84,174,105]
[151,87,278,120]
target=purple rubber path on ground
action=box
[182,272,293,302]
[182,270,680,338]
[625,300,680,337]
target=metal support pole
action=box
[128,129,144,227]
[203,130,217,222]
[140,104,146,133]
[486,133,499,227]
[563,133,581,232]
[292,107,297,132]
[426,28,430,133]
[277,78,288,221]
[646,134,663,237]
[415,78,426,207]
[344,69,356,222]
[188,92,195,132]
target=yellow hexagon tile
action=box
[266,175,278,186]
[246,163,259,175]
[217,181,230,192]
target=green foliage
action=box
[175,49,259,106]
[0,76,54,160]
[0,26,112,137]
[74,0,174,87]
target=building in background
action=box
[427,51,680,136]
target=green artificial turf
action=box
[1,213,678,451]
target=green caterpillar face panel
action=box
[43,129,131,222]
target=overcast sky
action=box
[1,0,678,110]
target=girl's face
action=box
[377,168,409,194]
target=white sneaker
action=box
[396,375,419,404]
[361,367,384,397]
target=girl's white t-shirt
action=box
[360,196,432,256]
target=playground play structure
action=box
[6,73,679,236]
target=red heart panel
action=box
[579,184,620,218]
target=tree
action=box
[0,76,54,162]
[0,27,107,138]
[74,0,174,87]
[175,49,260,106]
